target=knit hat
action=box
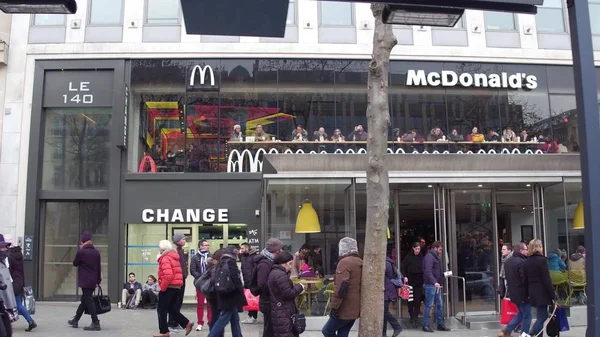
[3,235,12,245]
[265,238,283,253]
[172,233,185,243]
[80,231,92,243]
[338,237,358,257]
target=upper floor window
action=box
[146,0,180,25]
[320,1,353,26]
[33,14,65,26]
[536,0,566,33]
[452,16,465,29]
[484,11,516,31]
[591,0,600,34]
[89,0,123,25]
[286,0,296,25]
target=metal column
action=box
[566,1,600,336]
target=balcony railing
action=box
[226,140,562,173]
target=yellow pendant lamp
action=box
[295,200,321,233]
[573,201,584,229]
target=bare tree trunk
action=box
[359,3,397,337]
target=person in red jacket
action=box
[154,240,194,337]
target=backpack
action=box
[214,261,236,294]
[248,256,268,296]
[194,267,215,296]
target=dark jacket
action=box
[504,251,527,305]
[268,265,303,337]
[384,257,399,301]
[401,250,423,286]
[523,253,555,306]
[176,246,188,280]
[215,255,247,311]
[190,250,211,279]
[8,246,25,295]
[73,243,101,289]
[240,251,257,287]
[423,251,442,285]
[203,263,218,300]
[123,281,143,292]
[330,253,362,320]
[255,255,274,304]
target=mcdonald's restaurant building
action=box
[24,57,591,327]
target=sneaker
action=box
[242,318,257,324]
[520,333,531,337]
[196,324,203,331]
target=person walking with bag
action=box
[190,240,211,331]
[523,239,555,337]
[67,231,102,331]
[3,235,36,331]
[402,241,424,328]
[154,240,193,337]
[207,246,246,337]
[255,238,283,337]
[168,234,189,331]
[383,255,402,337]
[500,242,531,337]
[267,251,304,337]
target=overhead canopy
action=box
[0,0,77,14]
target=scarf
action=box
[198,250,209,273]
[260,248,275,261]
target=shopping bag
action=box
[242,289,259,312]
[398,285,411,301]
[85,286,112,315]
[556,307,570,332]
[22,286,35,315]
[500,298,518,325]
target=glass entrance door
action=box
[449,190,498,314]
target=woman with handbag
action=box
[68,231,101,331]
[383,255,402,337]
[523,239,556,337]
[402,241,424,328]
[267,251,305,337]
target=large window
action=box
[286,0,296,25]
[484,12,517,31]
[33,14,65,26]
[536,0,566,33]
[41,201,108,300]
[319,1,353,26]
[89,0,123,25]
[146,0,180,25]
[42,108,112,189]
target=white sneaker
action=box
[196,324,203,331]
[519,333,531,337]
[242,318,257,324]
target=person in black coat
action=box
[204,249,224,337]
[68,231,102,331]
[4,235,37,332]
[401,241,424,327]
[500,242,531,337]
[267,251,304,337]
[523,239,555,337]
[207,246,247,337]
[239,243,258,323]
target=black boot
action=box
[437,324,451,331]
[83,321,101,331]
[25,320,37,331]
[422,326,434,333]
[67,318,79,328]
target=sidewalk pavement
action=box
[11,302,586,337]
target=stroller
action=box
[0,280,11,337]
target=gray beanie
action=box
[172,233,185,243]
[338,237,358,257]
[265,238,283,253]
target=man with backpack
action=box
[240,243,258,324]
[207,246,246,337]
[250,238,283,337]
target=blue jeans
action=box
[505,302,532,334]
[529,305,548,337]
[322,317,356,337]
[15,294,33,323]
[423,284,444,327]
[207,309,242,337]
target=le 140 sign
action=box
[63,81,94,104]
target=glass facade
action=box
[130,59,599,173]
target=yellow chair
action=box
[549,270,568,303]
[323,282,335,315]
[566,270,587,305]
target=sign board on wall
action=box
[405,69,538,90]
[23,235,33,261]
[188,64,219,92]
[118,84,129,150]
[42,70,114,108]
[141,208,229,223]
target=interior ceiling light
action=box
[0,0,77,14]
[383,4,464,27]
